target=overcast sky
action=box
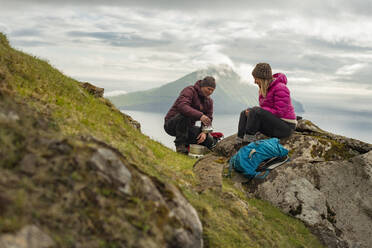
[1,1,372,111]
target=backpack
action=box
[228,138,289,179]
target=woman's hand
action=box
[197,132,207,144]
[200,115,211,126]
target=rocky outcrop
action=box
[0,225,55,248]
[248,150,372,248]
[0,92,202,248]
[206,119,372,248]
[81,82,104,97]
[193,155,226,192]
[87,139,203,248]
[125,114,141,131]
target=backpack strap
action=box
[254,170,270,179]
[225,155,235,178]
[256,155,290,172]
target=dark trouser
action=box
[164,114,214,148]
[237,107,296,139]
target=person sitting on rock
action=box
[236,63,297,145]
[164,76,216,154]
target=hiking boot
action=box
[235,136,243,144]
[176,144,188,154]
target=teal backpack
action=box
[229,138,289,179]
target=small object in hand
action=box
[202,125,213,133]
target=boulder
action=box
[193,154,226,192]
[87,141,203,248]
[80,82,104,97]
[136,175,203,248]
[89,147,132,195]
[248,151,372,248]
[0,225,55,248]
[206,119,372,248]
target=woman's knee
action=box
[250,106,261,114]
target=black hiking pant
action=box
[237,107,296,139]
[164,114,214,148]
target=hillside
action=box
[0,33,322,247]
[108,66,305,114]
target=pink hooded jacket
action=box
[259,73,296,120]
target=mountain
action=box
[109,65,305,114]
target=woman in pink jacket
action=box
[236,63,297,144]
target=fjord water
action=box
[123,110,372,150]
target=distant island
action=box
[108,65,305,114]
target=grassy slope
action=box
[0,33,322,248]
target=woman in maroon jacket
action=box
[164,76,216,154]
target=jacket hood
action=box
[194,80,205,98]
[269,73,287,89]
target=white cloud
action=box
[233,63,255,84]
[104,90,127,97]
[0,1,372,97]
[336,63,367,76]
[191,44,235,69]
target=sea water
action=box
[123,110,372,150]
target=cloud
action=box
[334,63,372,85]
[66,31,170,47]
[2,0,371,17]
[12,40,55,47]
[11,29,43,37]
[336,63,367,76]
[0,1,371,102]
[104,90,127,97]
[190,44,234,68]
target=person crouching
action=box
[164,76,216,154]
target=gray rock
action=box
[86,140,202,247]
[203,119,372,248]
[90,147,132,194]
[282,178,327,226]
[193,154,225,192]
[251,151,372,248]
[213,134,238,157]
[137,174,203,248]
[138,174,166,204]
[164,183,203,248]
[0,111,19,123]
[0,225,55,248]
[295,119,372,154]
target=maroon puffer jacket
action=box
[165,80,213,125]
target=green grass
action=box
[0,33,323,247]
